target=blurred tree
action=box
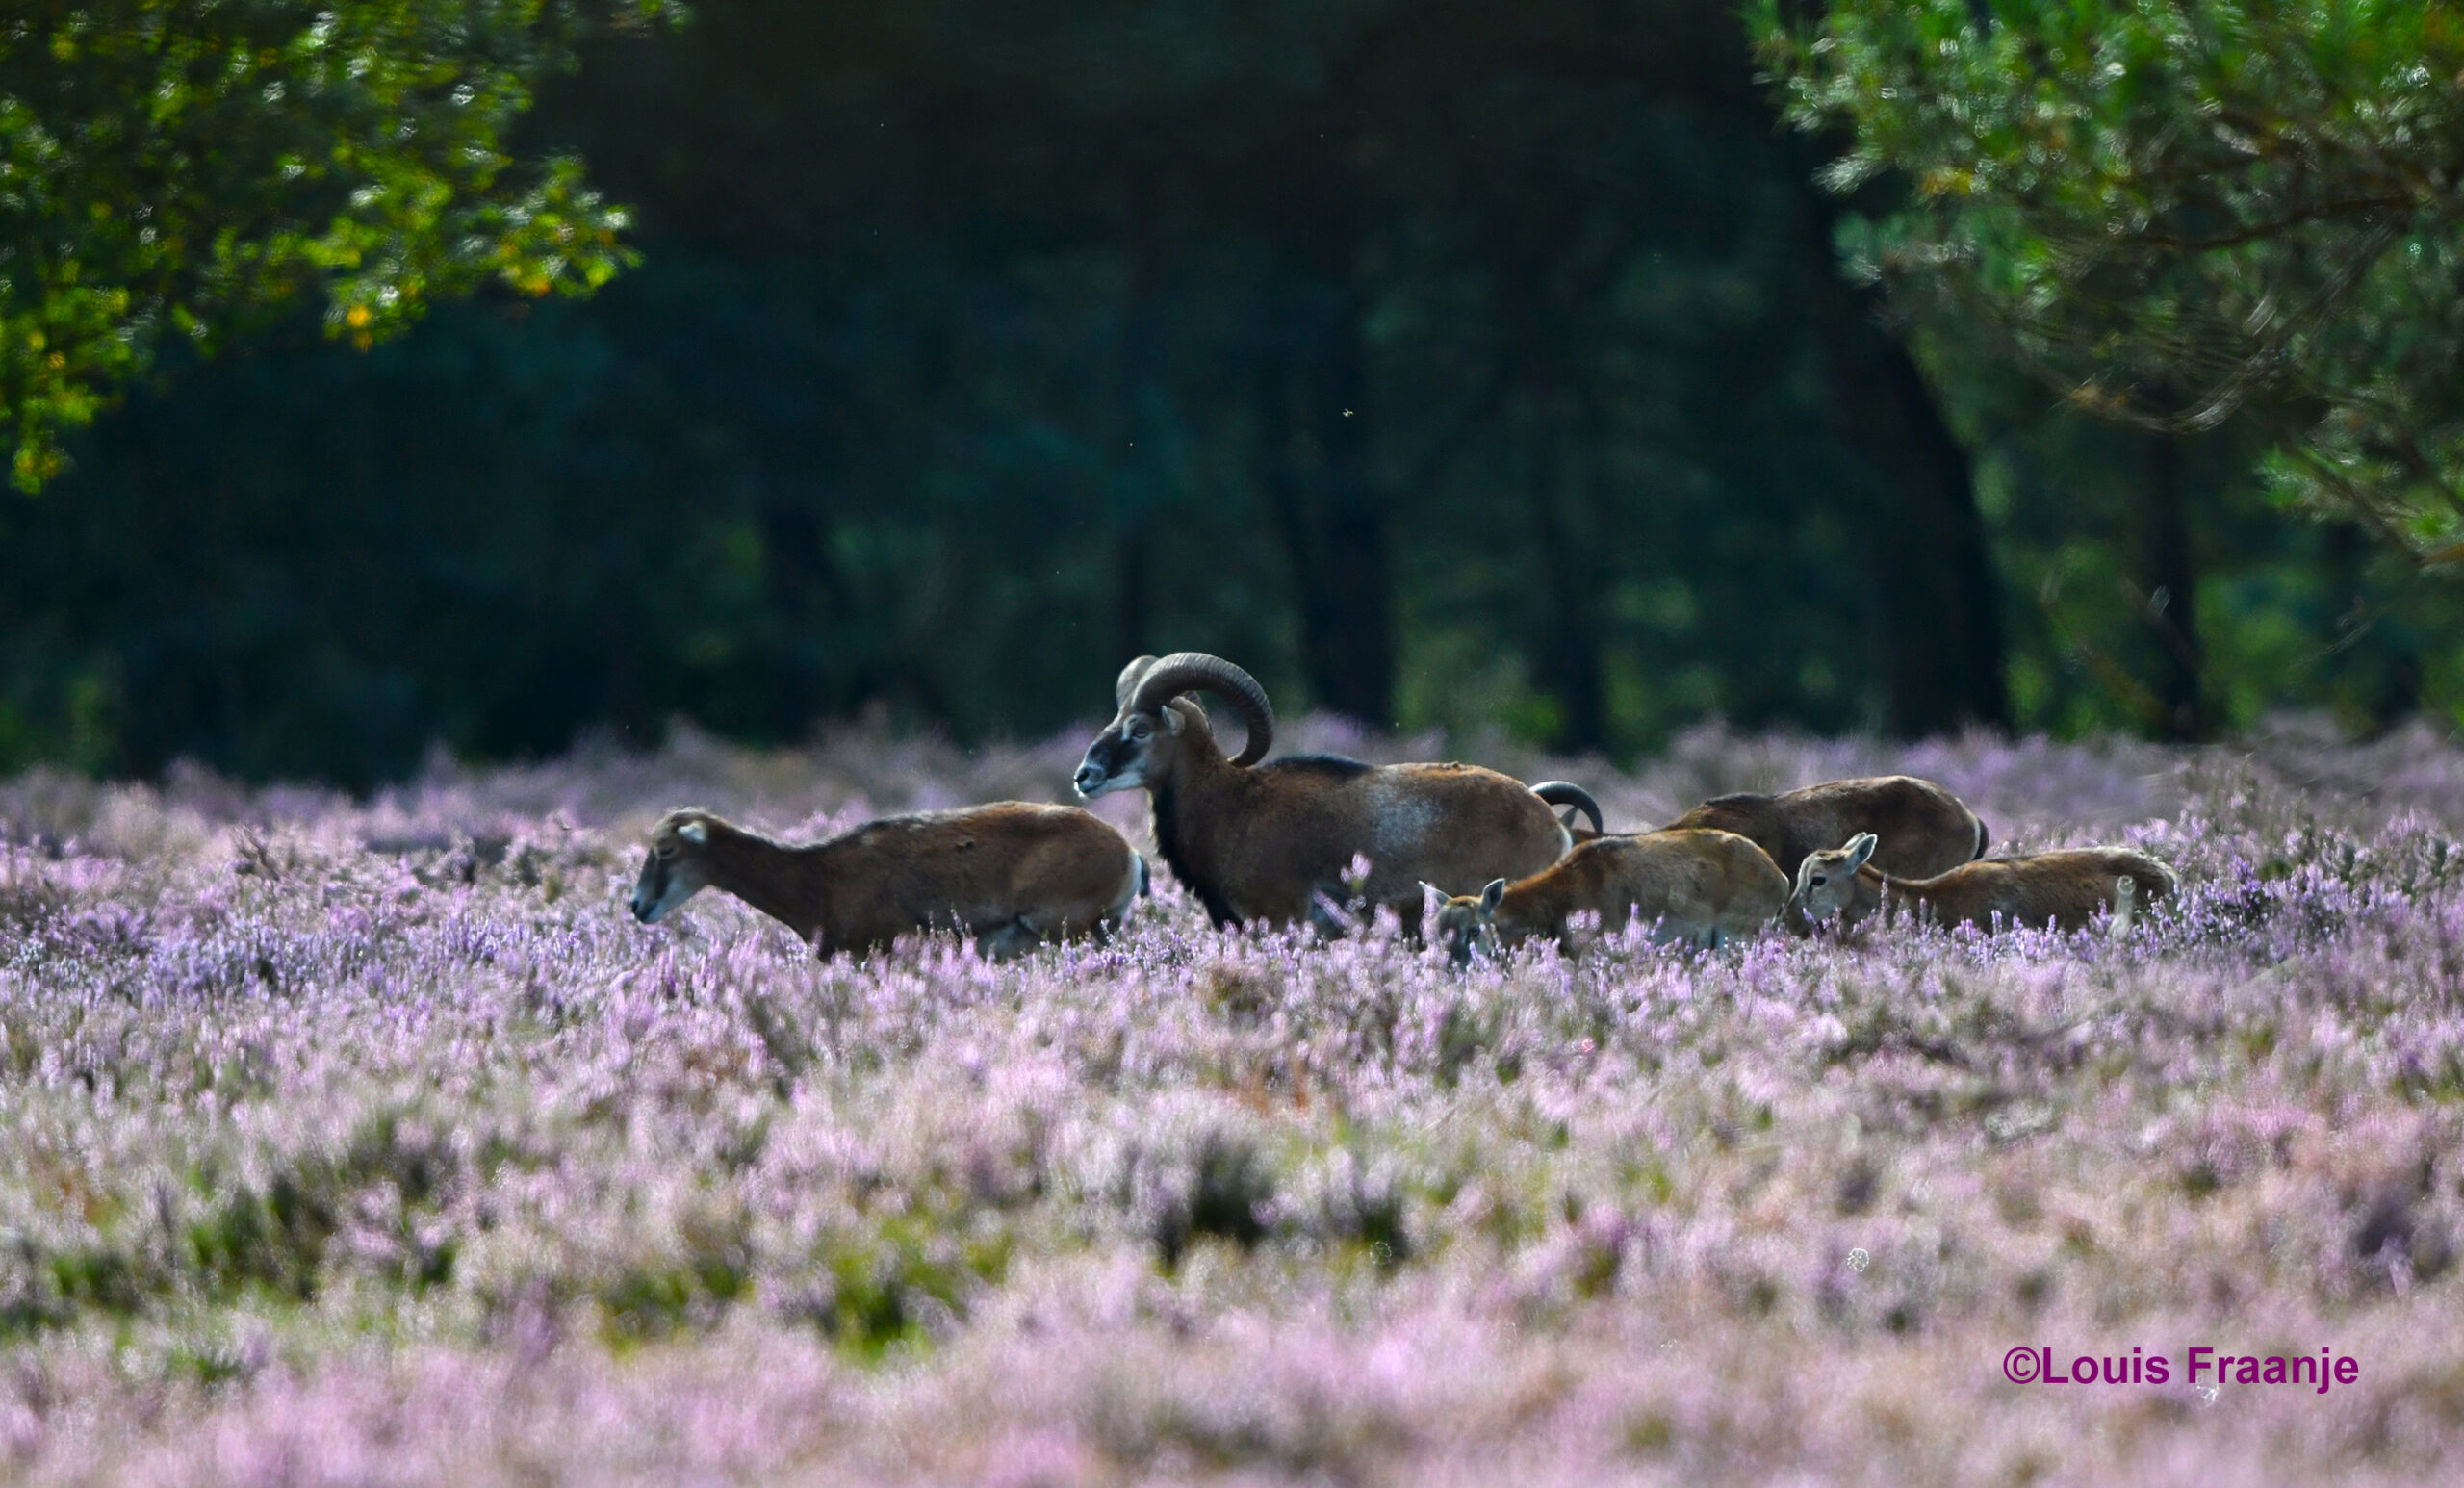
[56,0,2443,784]
[0,0,669,489]
[1758,0,2464,564]
[552,0,2014,740]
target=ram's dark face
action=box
[1072,705,1181,798]
[629,815,713,923]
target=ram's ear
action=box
[1479,878,1508,912]
[679,820,708,845]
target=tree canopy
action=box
[4,0,2456,784]
[0,0,669,490]
[1758,0,2464,561]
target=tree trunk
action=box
[1527,393,1606,752]
[2143,433,2207,740]
[1116,172,1163,667]
[1800,267,2012,737]
[1780,128,2010,737]
[759,495,848,731]
[1259,273,1396,729]
[1113,520,1151,662]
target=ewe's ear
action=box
[1479,878,1508,912]
[679,820,708,845]
[1844,833,1877,869]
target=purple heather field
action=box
[5,716,2464,1486]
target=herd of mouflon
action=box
[629,652,2178,962]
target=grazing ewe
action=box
[1071,652,1572,931]
[1788,832,2176,934]
[1655,775,1989,880]
[1430,828,1789,963]
[629,804,1144,960]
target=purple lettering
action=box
[2187,1347,2213,1383]
[2101,1356,2130,1384]
[2072,1355,2098,1385]
[2334,1357,2358,1385]
[2146,1354,2169,1384]
[2041,1348,2069,1384]
[2293,1356,2317,1386]
[2263,1357,2288,1385]
[2235,1358,2260,1384]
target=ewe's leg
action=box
[976,917,1042,962]
[1306,884,1350,939]
[1103,854,1146,933]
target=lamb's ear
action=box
[1479,878,1508,912]
[1419,880,1445,904]
[679,820,708,845]
[1843,832,1877,870]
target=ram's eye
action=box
[1810,874,1827,886]
[656,844,677,859]
[1128,721,1151,740]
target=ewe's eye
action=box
[1810,874,1828,886]
[656,843,677,859]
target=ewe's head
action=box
[1429,877,1507,965]
[630,809,722,924]
[1789,833,1877,920]
[1072,653,1274,799]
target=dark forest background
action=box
[4,0,2454,788]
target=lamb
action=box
[1788,832,2176,934]
[1429,828,1789,962]
[629,804,1144,960]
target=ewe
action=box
[1430,829,1789,962]
[1561,775,1988,882]
[630,804,1143,960]
[1789,832,2175,934]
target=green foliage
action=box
[0,0,672,490]
[1911,305,2453,738]
[8,0,2460,782]
[4,3,1927,782]
[1758,0,2464,559]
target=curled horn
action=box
[1128,652,1274,766]
[1530,782,1603,835]
[1115,655,1159,710]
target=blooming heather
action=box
[1,718,2462,1485]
